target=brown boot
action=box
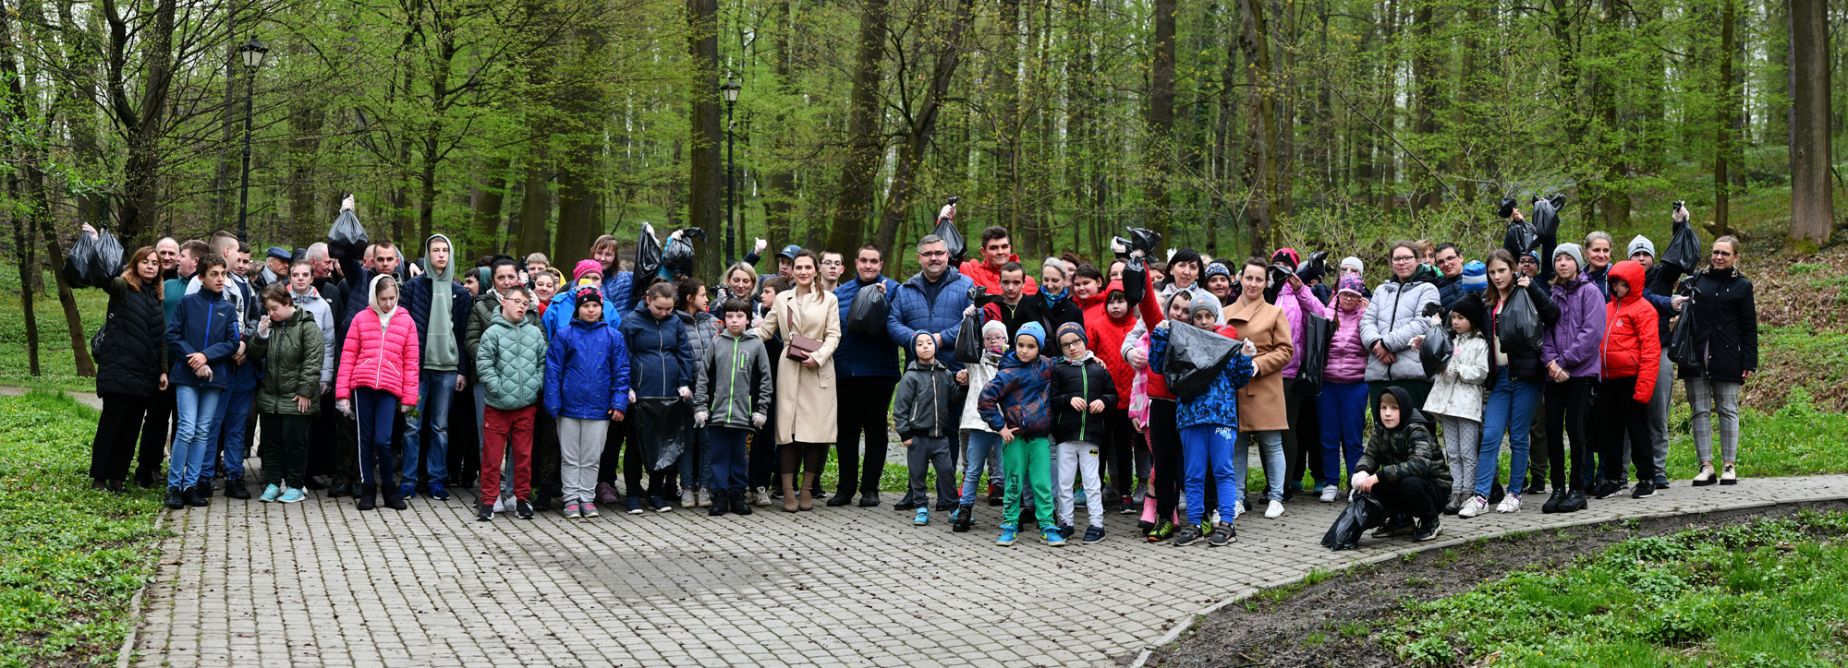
[781,474,799,513]
[799,472,818,511]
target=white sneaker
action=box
[1319,485,1338,503]
[1264,500,1285,519]
[1457,495,1490,518]
[696,488,712,507]
[492,497,506,513]
[751,487,771,507]
[1495,493,1522,514]
[680,489,696,508]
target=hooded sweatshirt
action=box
[1083,281,1139,409]
[1356,386,1449,490]
[404,233,467,373]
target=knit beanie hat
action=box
[1459,260,1488,294]
[1271,248,1301,270]
[1627,235,1656,259]
[1054,322,1086,346]
[1203,262,1232,280]
[1189,300,1219,321]
[912,330,937,356]
[1340,256,1364,275]
[1521,250,1542,266]
[981,319,1007,340]
[1015,321,1046,349]
[573,286,602,307]
[1552,243,1585,272]
[1337,274,1366,297]
[1449,293,1488,336]
[573,259,603,283]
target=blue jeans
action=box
[1236,429,1286,502]
[169,385,223,489]
[676,425,710,490]
[1180,425,1240,525]
[707,427,749,491]
[1473,369,1542,497]
[402,370,455,484]
[958,430,1005,506]
[201,387,252,481]
[1316,382,1367,488]
[355,388,401,488]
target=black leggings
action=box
[1595,378,1656,483]
[92,393,150,483]
[135,388,175,483]
[1544,378,1595,491]
[1149,399,1182,523]
[1102,408,1134,496]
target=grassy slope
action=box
[0,392,167,667]
[0,268,107,394]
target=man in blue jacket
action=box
[887,235,975,370]
[399,233,471,501]
[828,245,903,508]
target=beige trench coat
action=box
[755,286,842,445]
[1223,296,1295,432]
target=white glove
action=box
[336,399,351,416]
[1242,340,1257,357]
[963,305,977,318]
[938,203,956,220]
[693,411,708,428]
[753,238,768,254]
[642,222,656,241]
[340,194,355,211]
[668,229,685,244]
[677,386,692,399]
[751,413,766,429]
[628,389,637,404]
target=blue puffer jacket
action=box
[886,267,974,369]
[1149,324,1255,430]
[601,271,636,312]
[542,291,619,341]
[834,274,902,378]
[977,352,1054,436]
[166,288,243,391]
[543,318,631,419]
[620,300,694,398]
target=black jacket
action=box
[94,277,168,397]
[1050,354,1118,445]
[1676,267,1757,383]
[1487,281,1560,382]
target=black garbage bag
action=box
[1668,298,1700,368]
[62,232,99,287]
[1531,194,1566,241]
[1501,219,1538,257]
[1661,219,1703,275]
[955,310,984,364]
[1499,287,1543,354]
[1296,250,1331,284]
[65,226,124,288]
[932,216,966,267]
[1163,322,1237,399]
[1420,328,1453,379]
[632,396,693,472]
[660,231,698,279]
[847,283,890,338]
[634,225,663,278]
[327,197,368,260]
[1497,196,1519,219]
[1321,492,1387,551]
[1295,312,1332,397]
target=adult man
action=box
[1433,243,1466,311]
[155,237,180,277]
[829,245,902,508]
[888,235,976,369]
[256,247,292,290]
[818,250,846,292]
[959,226,1038,296]
[399,234,472,501]
[466,257,525,503]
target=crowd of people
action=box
[77,198,1758,550]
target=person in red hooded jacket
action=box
[1084,278,1140,507]
[960,226,1039,297]
[1594,260,1661,501]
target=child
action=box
[164,254,243,509]
[693,298,772,516]
[1149,301,1254,547]
[951,320,1009,532]
[893,331,963,526]
[677,277,720,508]
[476,287,547,521]
[1595,260,1662,500]
[249,283,324,504]
[976,322,1064,547]
[1351,387,1450,542]
[619,281,694,513]
[334,275,421,511]
[1050,322,1118,543]
[544,286,632,519]
[1421,293,1490,515]
[745,276,792,506]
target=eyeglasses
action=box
[920,251,948,258]
[1391,255,1416,263]
[1060,338,1085,348]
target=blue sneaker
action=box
[1042,527,1067,547]
[428,482,449,501]
[913,507,930,526]
[996,524,1019,546]
[398,482,416,500]
[279,487,306,504]
[258,484,281,503]
[1082,526,1106,544]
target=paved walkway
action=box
[127,460,1848,667]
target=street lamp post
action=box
[235,37,268,243]
[721,78,740,264]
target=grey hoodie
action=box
[893,358,964,440]
[694,329,774,430]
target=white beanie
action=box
[1340,256,1364,275]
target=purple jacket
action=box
[1542,273,1606,379]
[1275,282,1330,379]
[1324,299,1368,384]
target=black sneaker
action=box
[477,504,494,522]
[1057,524,1076,539]
[708,499,728,516]
[1558,490,1588,513]
[1412,516,1441,542]
[385,493,408,510]
[951,505,974,533]
[304,477,328,490]
[935,498,958,511]
[894,498,917,511]
[857,493,881,508]
[328,482,352,498]
[1206,521,1236,546]
[1631,481,1657,499]
[1082,526,1106,544]
[1541,488,1567,514]
[187,484,210,507]
[1653,477,1670,490]
[1372,513,1414,538]
[226,480,251,500]
[825,494,853,507]
[516,500,535,520]
[730,491,753,516]
[1591,479,1622,499]
[1172,523,1204,547]
[164,487,185,510]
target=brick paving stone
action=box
[126,461,1848,667]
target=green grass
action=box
[1380,510,1848,667]
[0,392,167,667]
[0,269,108,393]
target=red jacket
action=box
[1599,260,1660,403]
[960,257,1038,297]
[1084,281,1139,409]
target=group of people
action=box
[79,198,1757,550]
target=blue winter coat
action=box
[543,318,631,419]
[166,288,243,391]
[886,267,975,369]
[542,291,620,341]
[620,301,695,398]
[601,271,636,313]
[1149,325,1255,430]
[977,352,1054,436]
[833,274,902,378]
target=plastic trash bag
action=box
[634,224,663,278]
[1661,219,1703,275]
[65,226,123,288]
[1295,312,1331,397]
[1321,492,1386,551]
[1668,300,1700,368]
[955,310,984,364]
[327,195,368,260]
[1531,194,1565,241]
[1420,329,1453,379]
[1163,322,1238,399]
[1501,219,1538,257]
[1498,287,1543,355]
[933,216,966,267]
[632,397,692,472]
[847,283,890,338]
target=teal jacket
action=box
[476,312,547,410]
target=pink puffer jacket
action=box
[1276,282,1330,379]
[1323,300,1368,384]
[336,307,422,405]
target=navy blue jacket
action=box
[620,301,695,398]
[886,267,975,369]
[833,274,902,378]
[543,318,631,419]
[166,288,243,391]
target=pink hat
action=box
[573,259,603,283]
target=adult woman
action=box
[1223,259,1295,519]
[1583,231,1614,299]
[755,250,843,511]
[1460,250,1559,517]
[1361,241,1440,411]
[1679,236,1756,486]
[1267,248,1331,500]
[87,242,169,492]
[716,262,758,315]
[1539,244,1605,509]
[1316,275,1370,501]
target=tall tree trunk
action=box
[761,0,799,251]
[1713,0,1737,236]
[1410,0,1440,212]
[874,0,977,255]
[687,0,723,279]
[1787,0,1833,248]
[0,0,39,373]
[1145,0,1176,240]
[994,0,1022,236]
[519,162,555,259]
[472,156,510,253]
[1239,0,1277,253]
[824,0,888,255]
[213,3,238,228]
[106,0,179,244]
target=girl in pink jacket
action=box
[1315,275,1370,500]
[336,275,422,511]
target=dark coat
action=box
[977,352,1054,436]
[1487,282,1561,382]
[886,267,975,369]
[249,309,324,415]
[892,360,963,440]
[1676,267,1757,383]
[619,300,695,398]
[165,288,242,391]
[1050,354,1117,445]
[543,318,631,419]
[1356,387,1450,489]
[94,277,167,397]
[832,274,903,378]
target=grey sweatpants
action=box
[558,417,608,504]
[907,435,956,506]
[1438,415,1481,497]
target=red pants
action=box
[481,405,535,505]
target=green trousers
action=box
[1002,434,1056,530]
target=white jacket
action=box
[958,350,1002,433]
[1423,332,1489,421]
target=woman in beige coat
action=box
[755,250,842,511]
[1222,258,1295,519]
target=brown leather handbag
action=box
[782,301,822,362]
